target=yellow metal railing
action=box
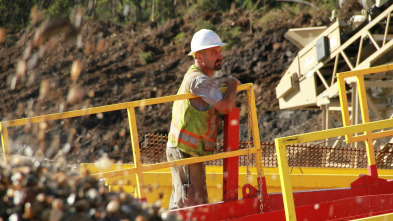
[0,83,265,200]
[337,64,393,172]
[276,64,393,221]
[275,118,393,221]
[353,212,393,221]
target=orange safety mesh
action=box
[140,134,393,169]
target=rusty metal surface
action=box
[140,134,393,169]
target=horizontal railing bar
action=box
[278,117,393,145]
[3,84,252,127]
[347,129,393,143]
[337,64,393,78]
[92,147,258,179]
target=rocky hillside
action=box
[0,6,330,163]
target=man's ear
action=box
[195,52,203,62]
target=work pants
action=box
[166,146,208,209]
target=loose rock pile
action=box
[0,156,174,221]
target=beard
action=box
[214,59,222,70]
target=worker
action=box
[166,29,240,209]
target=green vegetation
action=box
[174,32,187,45]
[0,0,338,30]
[195,19,215,31]
[259,4,297,27]
[0,0,39,29]
[219,26,242,47]
[139,51,155,65]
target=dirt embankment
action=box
[0,7,330,163]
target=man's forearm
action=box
[216,84,237,113]
[223,83,238,105]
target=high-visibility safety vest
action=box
[168,65,220,156]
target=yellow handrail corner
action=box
[276,64,393,221]
[0,83,264,202]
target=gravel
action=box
[0,155,178,221]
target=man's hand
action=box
[214,76,241,114]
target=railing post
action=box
[223,108,239,201]
[356,75,378,177]
[0,122,9,163]
[337,73,353,141]
[275,138,297,221]
[247,85,268,199]
[127,107,145,199]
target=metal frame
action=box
[320,4,393,105]
[278,4,393,143]
[275,117,393,221]
[354,213,393,221]
[338,64,393,177]
[352,212,393,221]
[0,83,264,200]
[275,64,393,221]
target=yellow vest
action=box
[168,65,220,156]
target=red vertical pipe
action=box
[368,164,378,177]
[223,108,239,201]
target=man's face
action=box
[199,46,223,70]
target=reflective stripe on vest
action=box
[169,122,200,148]
[204,109,218,141]
[169,122,216,151]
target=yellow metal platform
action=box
[82,163,393,209]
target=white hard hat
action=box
[188,29,227,56]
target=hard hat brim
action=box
[188,43,228,56]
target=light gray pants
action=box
[166,145,208,209]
